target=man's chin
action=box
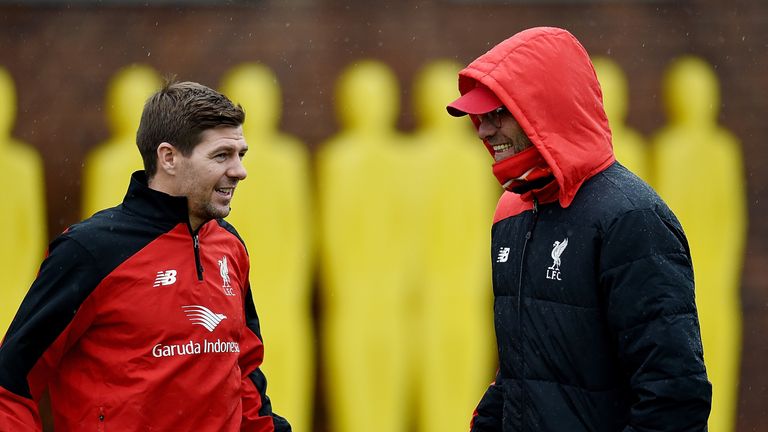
[214,208,232,220]
[199,205,231,221]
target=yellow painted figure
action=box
[82,64,162,218]
[651,56,745,432]
[220,63,315,432]
[410,60,498,432]
[0,67,46,334]
[317,60,411,432]
[592,56,651,182]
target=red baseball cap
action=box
[446,85,503,117]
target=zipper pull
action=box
[192,233,204,280]
[526,196,539,240]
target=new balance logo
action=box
[182,305,227,332]
[496,247,511,263]
[153,270,177,287]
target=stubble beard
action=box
[512,132,534,154]
[203,202,231,221]
[190,198,231,225]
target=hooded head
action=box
[447,27,614,207]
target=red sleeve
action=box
[0,387,42,432]
[240,377,275,432]
[238,283,290,431]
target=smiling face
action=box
[173,126,248,230]
[477,107,534,162]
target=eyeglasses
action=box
[479,106,509,128]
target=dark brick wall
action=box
[1,1,765,430]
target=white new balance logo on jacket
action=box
[496,247,511,263]
[153,270,177,287]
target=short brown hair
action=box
[136,80,245,178]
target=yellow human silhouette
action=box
[219,63,315,432]
[82,64,162,218]
[592,56,651,181]
[0,67,46,334]
[317,60,412,432]
[410,60,497,432]
[651,55,745,432]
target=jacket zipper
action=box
[97,406,105,431]
[517,197,538,429]
[191,228,204,281]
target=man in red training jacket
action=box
[0,80,290,432]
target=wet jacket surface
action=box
[0,171,290,432]
[462,27,711,431]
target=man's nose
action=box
[229,158,247,181]
[477,116,497,141]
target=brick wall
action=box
[1,1,765,429]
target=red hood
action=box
[459,27,614,207]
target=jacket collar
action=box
[122,171,191,225]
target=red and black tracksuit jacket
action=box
[0,171,290,431]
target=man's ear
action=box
[156,142,178,175]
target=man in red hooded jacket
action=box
[447,27,711,431]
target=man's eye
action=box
[214,153,227,161]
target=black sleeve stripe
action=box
[0,238,104,398]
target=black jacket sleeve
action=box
[600,208,712,431]
[470,373,503,432]
[0,237,101,428]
